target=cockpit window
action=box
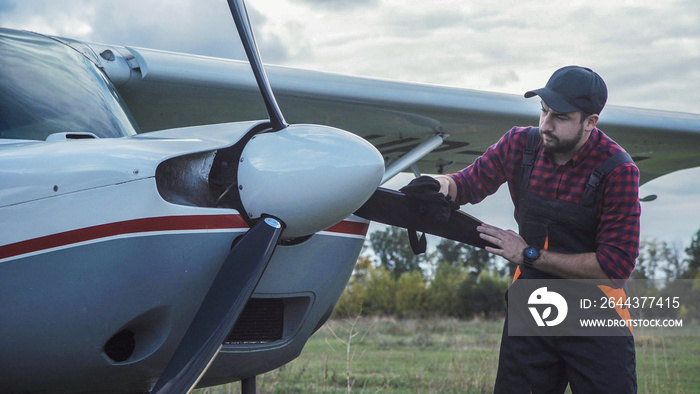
[0,28,138,140]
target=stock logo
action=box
[528,287,568,327]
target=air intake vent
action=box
[226,298,284,344]
[45,132,99,141]
[104,329,135,362]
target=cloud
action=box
[2,0,696,114]
[0,0,95,38]
[490,70,519,88]
[248,5,312,64]
[290,0,379,10]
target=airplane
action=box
[1,0,699,393]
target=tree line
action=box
[333,227,700,320]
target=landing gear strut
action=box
[241,376,256,394]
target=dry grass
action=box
[195,317,699,393]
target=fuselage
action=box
[0,28,380,393]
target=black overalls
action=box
[494,128,637,393]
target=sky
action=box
[1,0,699,248]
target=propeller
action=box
[227,0,287,131]
[152,2,291,391]
[152,1,383,392]
[220,0,384,238]
[151,217,283,394]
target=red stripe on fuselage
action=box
[324,220,369,236]
[0,216,369,260]
[0,215,249,261]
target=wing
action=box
[76,39,700,185]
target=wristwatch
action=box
[522,246,541,269]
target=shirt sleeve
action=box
[595,162,641,281]
[448,127,527,205]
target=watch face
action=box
[525,247,538,259]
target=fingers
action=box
[478,228,502,246]
[477,223,505,240]
[478,224,517,239]
[477,224,525,264]
[478,224,504,250]
[485,246,503,257]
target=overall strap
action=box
[519,127,541,193]
[581,151,634,207]
[517,127,541,228]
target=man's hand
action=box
[477,223,527,265]
[434,175,457,201]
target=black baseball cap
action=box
[525,66,608,114]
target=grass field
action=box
[195,317,700,393]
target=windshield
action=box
[0,28,138,140]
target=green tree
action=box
[425,263,469,317]
[471,271,509,318]
[632,240,662,280]
[633,238,693,282]
[684,229,700,278]
[679,271,700,321]
[435,238,495,277]
[467,247,495,277]
[333,257,372,318]
[456,270,509,318]
[435,238,465,265]
[362,265,397,315]
[660,241,686,280]
[369,226,424,279]
[395,270,427,317]
[456,276,477,318]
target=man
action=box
[435,66,640,393]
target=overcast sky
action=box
[1,0,699,247]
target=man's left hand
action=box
[477,223,527,265]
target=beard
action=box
[540,124,585,154]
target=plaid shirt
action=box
[449,126,640,280]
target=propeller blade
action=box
[151,217,284,394]
[227,0,288,131]
[354,187,496,250]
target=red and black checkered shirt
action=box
[449,126,640,281]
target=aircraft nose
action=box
[237,124,384,238]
